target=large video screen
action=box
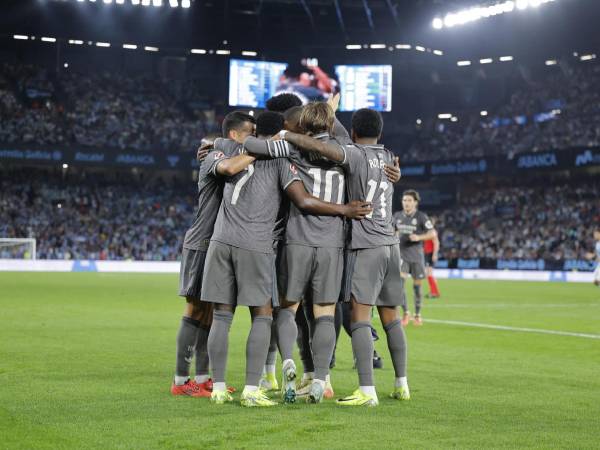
[228,59,288,108]
[334,65,392,112]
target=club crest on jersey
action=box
[412,218,417,225]
[289,163,298,175]
[214,151,224,159]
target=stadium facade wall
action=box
[2,143,600,177]
[0,259,593,283]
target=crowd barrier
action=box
[0,259,594,283]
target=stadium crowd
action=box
[434,181,600,261]
[1,169,598,262]
[1,61,600,161]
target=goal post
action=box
[0,238,37,260]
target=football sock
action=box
[246,315,273,387]
[413,284,423,315]
[264,321,278,372]
[360,385,377,398]
[427,275,440,296]
[207,310,233,384]
[351,321,374,387]
[395,377,408,389]
[175,316,200,380]
[277,308,298,361]
[195,375,209,384]
[195,324,210,379]
[384,319,407,378]
[296,306,315,373]
[312,315,336,381]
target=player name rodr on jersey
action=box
[342,143,399,249]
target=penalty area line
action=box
[426,319,600,340]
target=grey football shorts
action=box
[401,259,426,280]
[201,241,275,307]
[279,244,343,305]
[178,247,207,299]
[343,244,405,307]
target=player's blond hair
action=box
[299,102,335,135]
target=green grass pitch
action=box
[1,272,599,449]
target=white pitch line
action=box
[426,319,600,340]
[427,303,599,309]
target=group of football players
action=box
[170,93,438,407]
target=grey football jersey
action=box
[394,210,434,262]
[342,144,399,249]
[286,133,347,248]
[210,158,301,253]
[182,138,241,251]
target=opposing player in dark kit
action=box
[394,190,436,326]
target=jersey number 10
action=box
[308,168,344,204]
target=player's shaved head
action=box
[266,93,303,112]
[222,111,256,141]
[299,102,334,135]
[283,106,303,132]
[351,108,383,139]
[256,111,284,138]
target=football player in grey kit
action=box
[172,111,258,397]
[280,108,408,407]
[202,114,372,407]
[244,102,352,404]
[393,190,436,326]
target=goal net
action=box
[0,238,37,260]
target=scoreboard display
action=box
[228,59,288,108]
[334,65,392,112]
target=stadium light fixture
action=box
[433,0,556,30]
[370,44,386,49]
[396,44,411,50]
[480,58,493,64]
[103,0,113,4]
[346,44,361,50]
[96,42,110,47]
[480,110,488,116]
[141,0,150,6]
[457,60,471,66]
[69,39,84,45]
[242,51,257,56]
[62,164,69,169]
[131,0,140,4]
[41,37,57,43]
[152,0,162,6]
[545,59,557,65]
[116,0,125,4]
[415,46,426,52]
[499,56,513,61]
[438,113,453,119]
[13,35,29,40]
[416,119,422,125]
[216,50,231,55]
[451,116,458,122]
[433,49,444,56]
[191,48,206,54]
[123,44,137,49]
[169,0,178,7]
[181,0,190,7]
[580,54,596,61]
[144,46,159,52]
[89,0,97,2]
